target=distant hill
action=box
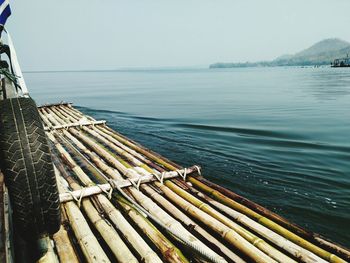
[210,38,350,68]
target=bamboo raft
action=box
[1,102,349,263]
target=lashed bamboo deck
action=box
[1,103,349,263]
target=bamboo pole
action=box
[155,182,276,263]
[55,169,111,263]
[44,107,243,262]
[48,106,350,263]
[39,110,53,128]
[87,125,297,263]
[52,225,79,263]
[133,167,289,263]
[116,196,189,263]
[50,130,186,263]
[312,238,350,263]
[189,187,328,263]
[59,128,226,263]
[95,194,162,263]
[82,198,139,263]
[58,127,240,263]
[98,125,177,169]
[41,108,63,126]
[66,127,275,263]
[194,176,312,235]
[198,173,350,261]
[189,178,346,263]
[58,105,81,121]
[50,106,76,123]
[127,185,229,263]
[141,184,246,263]
[164,182,299,263]
[46,108,67,125]
[71,122,236,260]
[50,134,161,263]
[67,104,89,119]
[82,126,151,169]
[63,118,282,262]
[92,120,348,263]
[68,128,131,176]
[126,168,292,262]
[63,201,110,263]
[91,125,165,171]
[44,109,230,263]
[59,165,199,203]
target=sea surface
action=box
[25,67,350,246]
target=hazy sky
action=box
[7,0,350,71]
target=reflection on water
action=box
[25,67,350,246]
[303,68,350,100]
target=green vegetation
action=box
[210,38,350,68]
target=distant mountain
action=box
[210,38,350,68]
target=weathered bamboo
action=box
[128,185,229,263]
[39,110,54,128]
[93,121,347,263]
[58,105,81,121]
[66,127,277,263]
[48,116,227,263]
[42,105,350,263]
[103,151,294,262]
[58,127,241,263]
[55,129,198,262]
[85,125,296,263]
[82,126,150,169]
[190,187,328,263]
[91,125,165,171]
[59,127,226,263]
[313,238,350,263]
[41,108,63,126]
[155,182,277,263]
[82,121,330,262]
[195,176,313,235]
[68,128,131,176]
[189,178,347,263]
[59,165,199,203]
[50,133,162,263]
[72,122,245,261]
[63,201,110,263]
[50,106,75,124]
[165,182,300,263]
[116,196,189,263]
[96,194,162,263]
[52,225,79,263]
[133,167,290,263]
[46,108,66,125]
[55,169,111,263]
[67,104,87,118]
[51,129,191,263]
[142,184,246,263]
[97,125,176,169]
[64,116,296,263]
[82,198,139,263]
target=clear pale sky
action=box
[7,0,350,71]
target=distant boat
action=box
[331,54,350,67]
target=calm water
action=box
[25,67,350,246]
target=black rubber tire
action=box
[0,97,60,238]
